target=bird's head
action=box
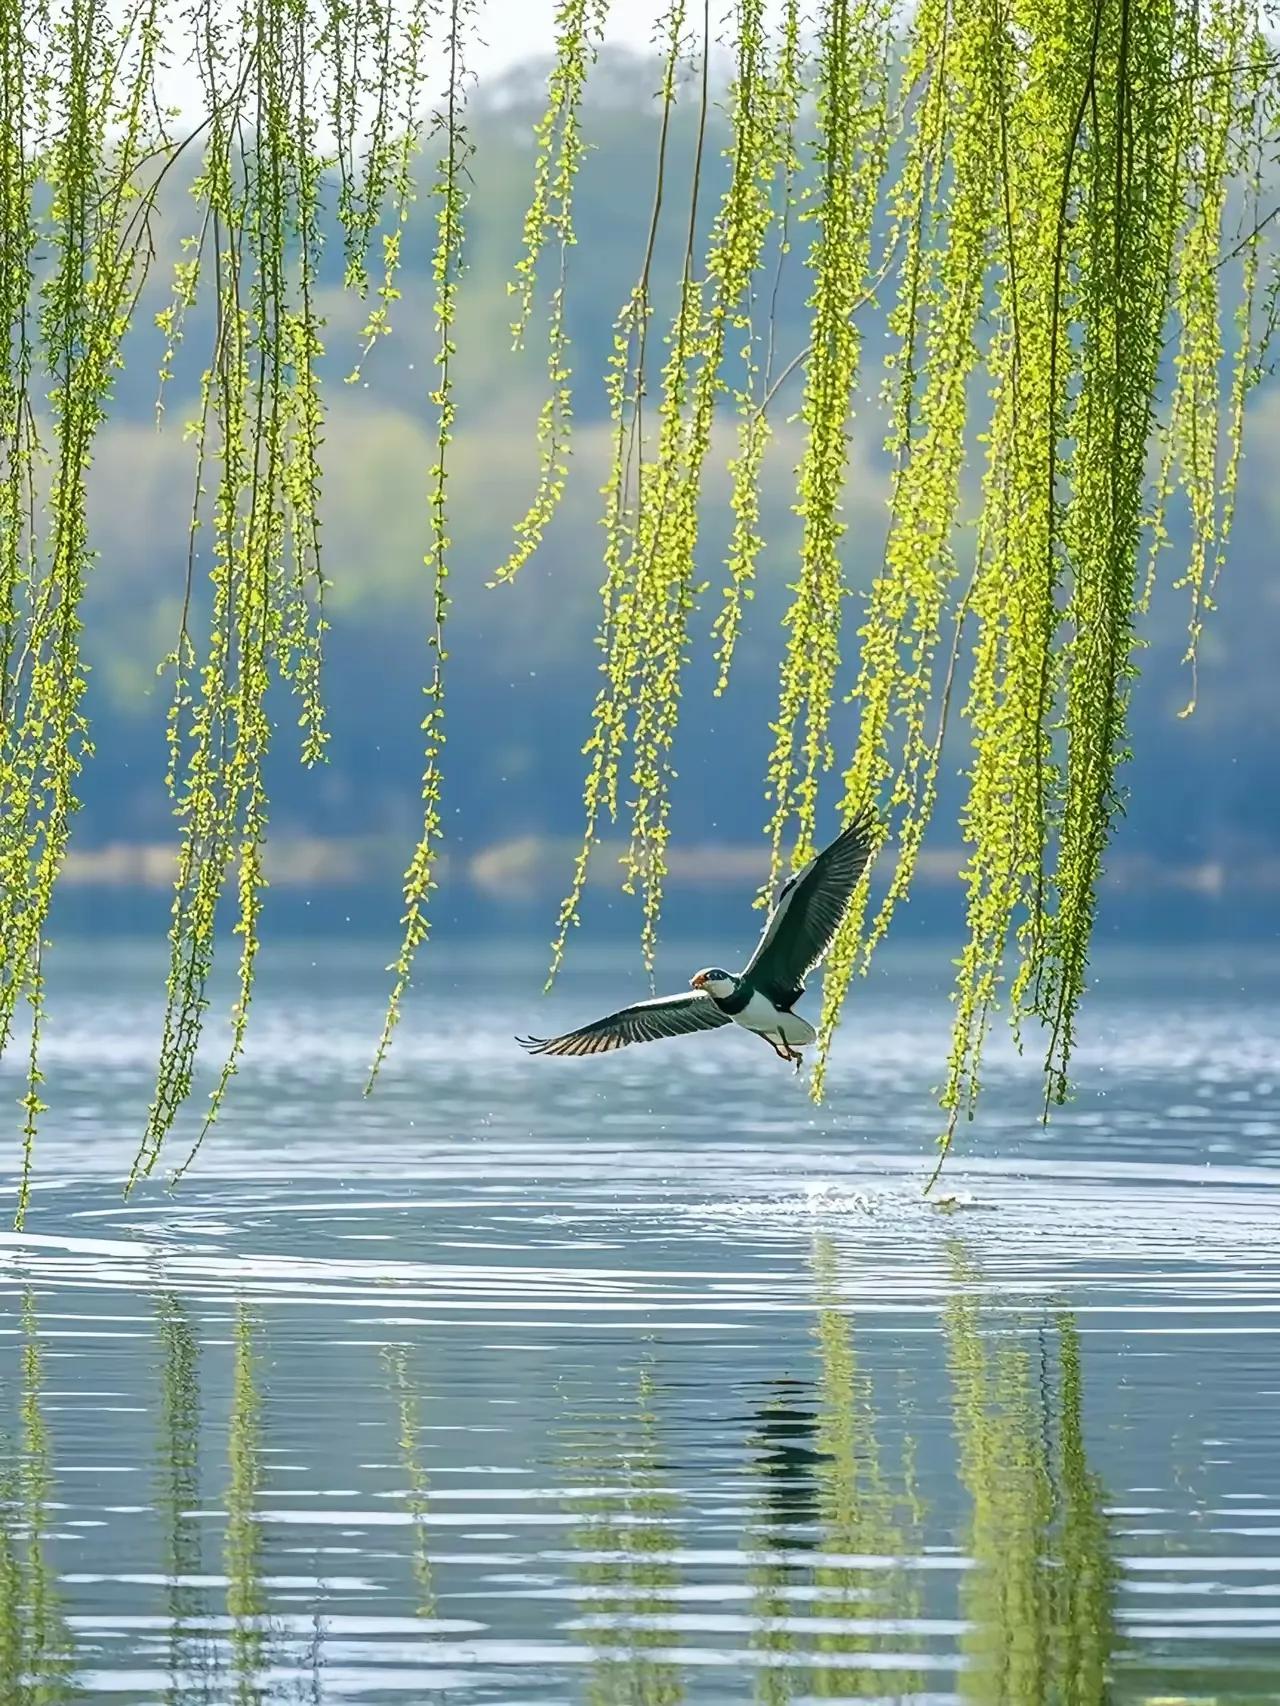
[691,967,737,998]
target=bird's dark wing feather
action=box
[517,991,731,1058]
[745,807,876,1006]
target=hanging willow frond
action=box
[1035,0,1185,1108]
[1166,8,1272,719]
[932,0,1105,1157]
[2,0,167,1220]
[762,0,894,890]
[552,0,819,979]
[815,0,1003,1097]
[621,0,788,971]
[545,0,687,984]
[132,0,341,1186]
[345,0,433,379]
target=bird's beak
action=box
[690,973,706,991]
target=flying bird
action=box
[517,808,875,1069]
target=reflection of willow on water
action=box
[747,1236,926,1701]
[225,1303,268,1706]
[154,1292,217,1706]
[382,1345,434,1617]
[811,1236,927,1700]
[559,1354,683,1706]
[159,1300,326,1702]
[159,1299,282,1702]
[944,1248,1115,1705]
[746,1238,1116,1704]
[154,1295,280,1702]
[0,1292,74,1702]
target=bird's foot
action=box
[771,1033,804,1071]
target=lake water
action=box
[1,938,1278,1703]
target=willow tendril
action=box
[714,0,800,691]
[346,0,432,382]
[544,0,687,987]
[816,0,999,1099]
[1169,6,1268,720]
[3,0,167,1218]
[0,0,1276,1207]
[1040,0,1190,1109]
[367,0,474,1089]
[763,0,892,886]
[931,0,1093,1163]
[619,14,711,978]
[490,0,606,587]
[130,0,341,1188]
[623,0,793,975]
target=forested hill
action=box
[64,52,1280,935]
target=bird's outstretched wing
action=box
[744,807,876,1007]
[517,991,730,1058]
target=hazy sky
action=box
[473,0,667,70]
[469,1,789,74]
[143,0,788,127]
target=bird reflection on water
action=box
[742,1377,825,1539]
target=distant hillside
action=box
[61,51,1280,935]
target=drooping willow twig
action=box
[544,0,689,986]
[368,0,475,1089]
[490,0,607,587]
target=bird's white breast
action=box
[731,991,817,1047]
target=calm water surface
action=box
[1,939,1279,1703]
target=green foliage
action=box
[551,0,834,979]
[544,0,688,984]
[764,0,892,891]
[816,0,1001,1096]
[0,0,1277,1204]
[714,0,802,693]
[129,0,337,1189]
[2,0,165,1220]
